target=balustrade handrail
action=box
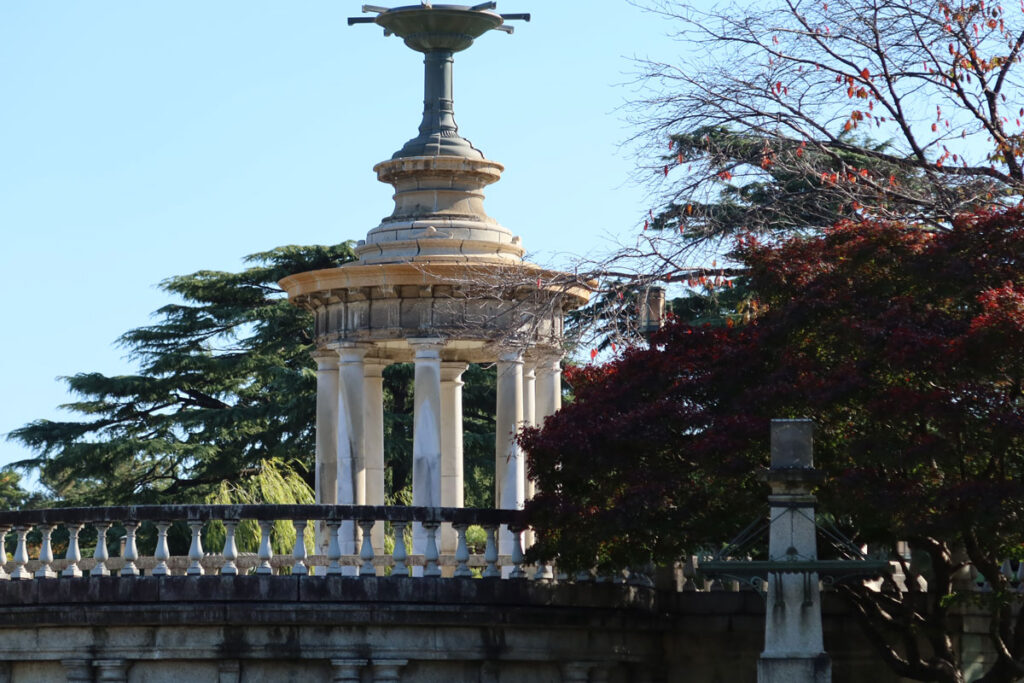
[0,504,540,582]
[0,504,529,527]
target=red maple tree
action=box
[522,208,1024,682]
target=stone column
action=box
[522,359,537,429]
[496,349,525,558]
[364,359,388,555]
[440,361,468,555]
[521,359,538,547]
[410,338,444,571]
[532,353,562,497]
[314,350,340,553]
[534,352,562,425]
[335,343,369,572]
[758,419,831,683]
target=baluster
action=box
[90,523,111,577]
[1002,559,1016,588]
[508,527,526,579]
[256,520,273,575]
[292,520,309,576]
[152,521,171,576]
[187,521,205,576]
[326,520,343,575]
[452,523,471,578]
[358,520,376,577]
[62,523,83,578]
[533,562,554,581]
[220,520,239,575]
[482,524,499,578]
[11,525,30,580]
[34,524,57,579]
[628,563,655,588]
[681,555,699,592]
[423,521,441,578]
[0,525,10,580]
[120,522,140,576]
[391,521,409,577]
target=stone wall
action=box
[0,576,929,682]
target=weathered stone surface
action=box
[0,578,945,682]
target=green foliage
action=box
[10,244,355,505]
[0,469,41,511]
[654,127,920,239]
[204,458,315,555]
[10,242,498,509]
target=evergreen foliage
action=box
[9,244,498,508]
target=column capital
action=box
[441,361,469,383]
[409,337,445,358]
[363,358,389,378]
[535,348,564,365]
[497,347,525,364]
[313,348,340,370]
[330,343,372,362]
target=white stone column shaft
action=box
[496,350,525,559]
[335,345,368,573]
[364,360,388,555]
[314,351,340,506]
[441,362,468,554]
[534,353,562,424]
[531,353,562,502]
[410,339,444,569]
[521,360,538,548]
[314,350,340,555]
[522,361,537,429]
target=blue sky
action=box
[0,2,687,473]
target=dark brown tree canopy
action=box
[523,208,1024,682]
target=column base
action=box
[758,654,831,683]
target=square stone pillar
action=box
[759,419,831,683]
[441,361,468,555]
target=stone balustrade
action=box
[0,505,536,581]
[4,504,1014,595]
